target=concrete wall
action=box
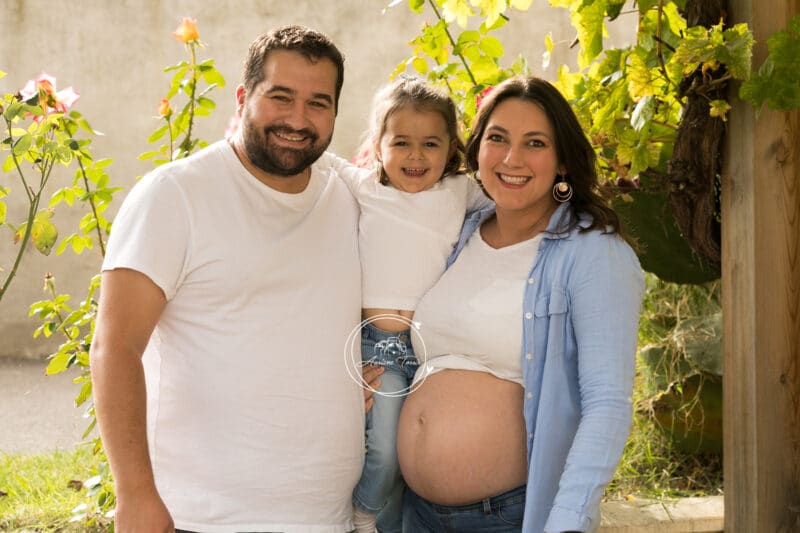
[0,0,636,359]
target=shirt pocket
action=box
[534,288,569,359]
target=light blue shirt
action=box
[448,203,644,533]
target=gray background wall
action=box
[0,0,635,359]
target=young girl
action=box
[326,76,492,532]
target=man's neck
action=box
[229,138,312,194]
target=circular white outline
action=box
[343,313,429,398]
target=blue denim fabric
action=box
[448,204,644,533]
[360,322,419,380]
[402,485,525,532]
[353,323,418,532]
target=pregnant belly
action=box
[397,369,528,505]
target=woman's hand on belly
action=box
[397,369,528,505]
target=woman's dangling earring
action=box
[552,174,573,203]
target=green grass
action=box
[607,410,724,500]
[606,274,724,501]
[0,446,109,532]
[0,421,722,529]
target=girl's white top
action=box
[322,152,492,311]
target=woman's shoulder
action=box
[567,226,635,254]
[550,213,637,261]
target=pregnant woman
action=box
[397,76,645,533]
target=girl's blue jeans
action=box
[402,484,526,532]
[353,322,418,533]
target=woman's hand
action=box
[361,364,384,412]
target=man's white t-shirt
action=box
[102,141,364,532]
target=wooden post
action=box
[723,1,800,531]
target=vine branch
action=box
[426,0,478,86]
[76,156,107,256]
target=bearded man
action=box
[91,26,376,533]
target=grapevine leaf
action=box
[479,36,504,58]
[473,0,506,28]
[408,0,424,13]
[441,0,474,27]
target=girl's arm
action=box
[317,151,375,196]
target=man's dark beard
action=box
[243,123,330,177]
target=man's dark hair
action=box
[242,25,345,113]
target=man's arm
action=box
[90,268,173,532]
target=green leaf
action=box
[49,188,65,208]
[200,66,226,87]
[197,97,216,110]
[56,233,93,255]
[75,379,92,406]
[163,60,189,72]
[636,0,658,17]
[740,15,800,111]
[709,99,731,121]
[469,56,501,84]
[138,149,164,161]
[408,0,425,13]
[46,351,71,375]
[55,234,73,255]
[457,30,481,46]
[460,42,481,62]
[475,0,506,27]
[82,418,97,439]
[75,349,90,366]
[627,48,660,98]
[479,36,504,58]
[571,0,606,68]
[631,95,655,131]
[2,154,16,172]
[479,13,507,32]
[440,0,474,27]
[412,56,429,74]
[11,133,32,156]
[606,0,626,21]
[612,190,719,283]
[79,212,98,233]
[147,123,169,143]
[3,101,23,121]
[27,210,58,255]
[720,23,754,80]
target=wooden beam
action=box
[723,1,800,531]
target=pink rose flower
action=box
[20,72,80,116]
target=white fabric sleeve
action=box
[102,173,191,301]
[464,174,493,211]
[317,151,375,196]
